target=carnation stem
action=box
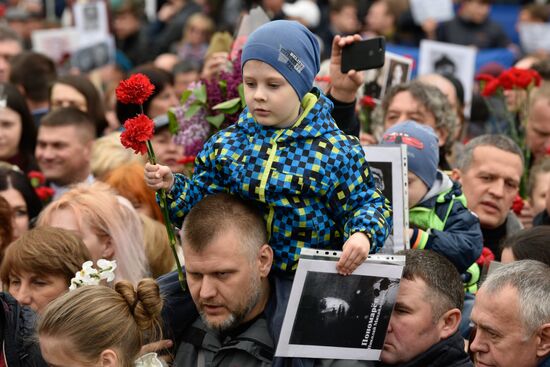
[146,140,186,292]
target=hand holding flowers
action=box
[116,73,186,291]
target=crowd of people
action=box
[0,0,550,366]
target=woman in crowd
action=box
[0,226,91,313]
[0,83,38,173]
[49,75,109,137]
[37,182,150,284]
[0,164,42,240]
[38,279,163,367]
[105,162,163,222]
[140,214,175,278]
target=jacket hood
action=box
[420,170,455,203]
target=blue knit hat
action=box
[241,20,320,100]
[380,121,440,188]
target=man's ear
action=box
[451,168,462,183]
[438,308,461,339]
[257,244,273,277]
[536,323,550,358]
[99,349,118,367]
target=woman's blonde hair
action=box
[0,226,91,285]
[38,279,163,367]
[141,214,174,278]
[37,182,149,284]
[91,132,144,180]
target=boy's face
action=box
[408,171,429,208]
[243,60,301,129]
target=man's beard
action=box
[200,273,262,333]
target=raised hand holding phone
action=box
[341,37,386,73]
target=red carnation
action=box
[360,95,376,108]
[178,156,196,165]
[116,73,155,105]
[315,75,331,83]
[530,69,542,87]
[27,171,45,186]
[475,74,495,83]
[511,194,524,215]
[476,247,495,267]
[515,72,534,89]
[498,70,518,90]
[35,186,55,201]
[481,78,501,97]
[120,114,155,155]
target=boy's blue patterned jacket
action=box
[166,90,392,272]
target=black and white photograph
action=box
[31,28,80,64]
[363,145,409,253]
[276,257,403,360]
[381,54,413,101]
[369,162,392,204]
[73,1,110,36]
[72,38,115,72]
[518,23,550,55]
[409,0,453,25]
[418,40,477,117]
[362,52,413,102]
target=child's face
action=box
[243,60,301,129]
[408,171,429,208]
[531,171,550,215]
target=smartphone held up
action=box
[341,37,386,73]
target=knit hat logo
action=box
[278,46,305,74]
[382,132,424,150]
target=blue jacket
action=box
[166,90,392,272]
[409,172,483,274]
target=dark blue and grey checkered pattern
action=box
[166,89,392,272]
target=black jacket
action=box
[380,332,473,367]
[1,293,47,367]
[533,210,550,227]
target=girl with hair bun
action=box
[38,279,164,367]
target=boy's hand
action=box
[337,232,370,275]
[144,162,174,191]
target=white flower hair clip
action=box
[69,259,118,291]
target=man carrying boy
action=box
[146,20,392,276]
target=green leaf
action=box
[238,83,246,107]
[213,97,241,112]
[194,84,207,104]
[206,114,225,129]
[167,110,179,135]
[180,89,192,104]
[219,80,227,94]
[184,103,202,119]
